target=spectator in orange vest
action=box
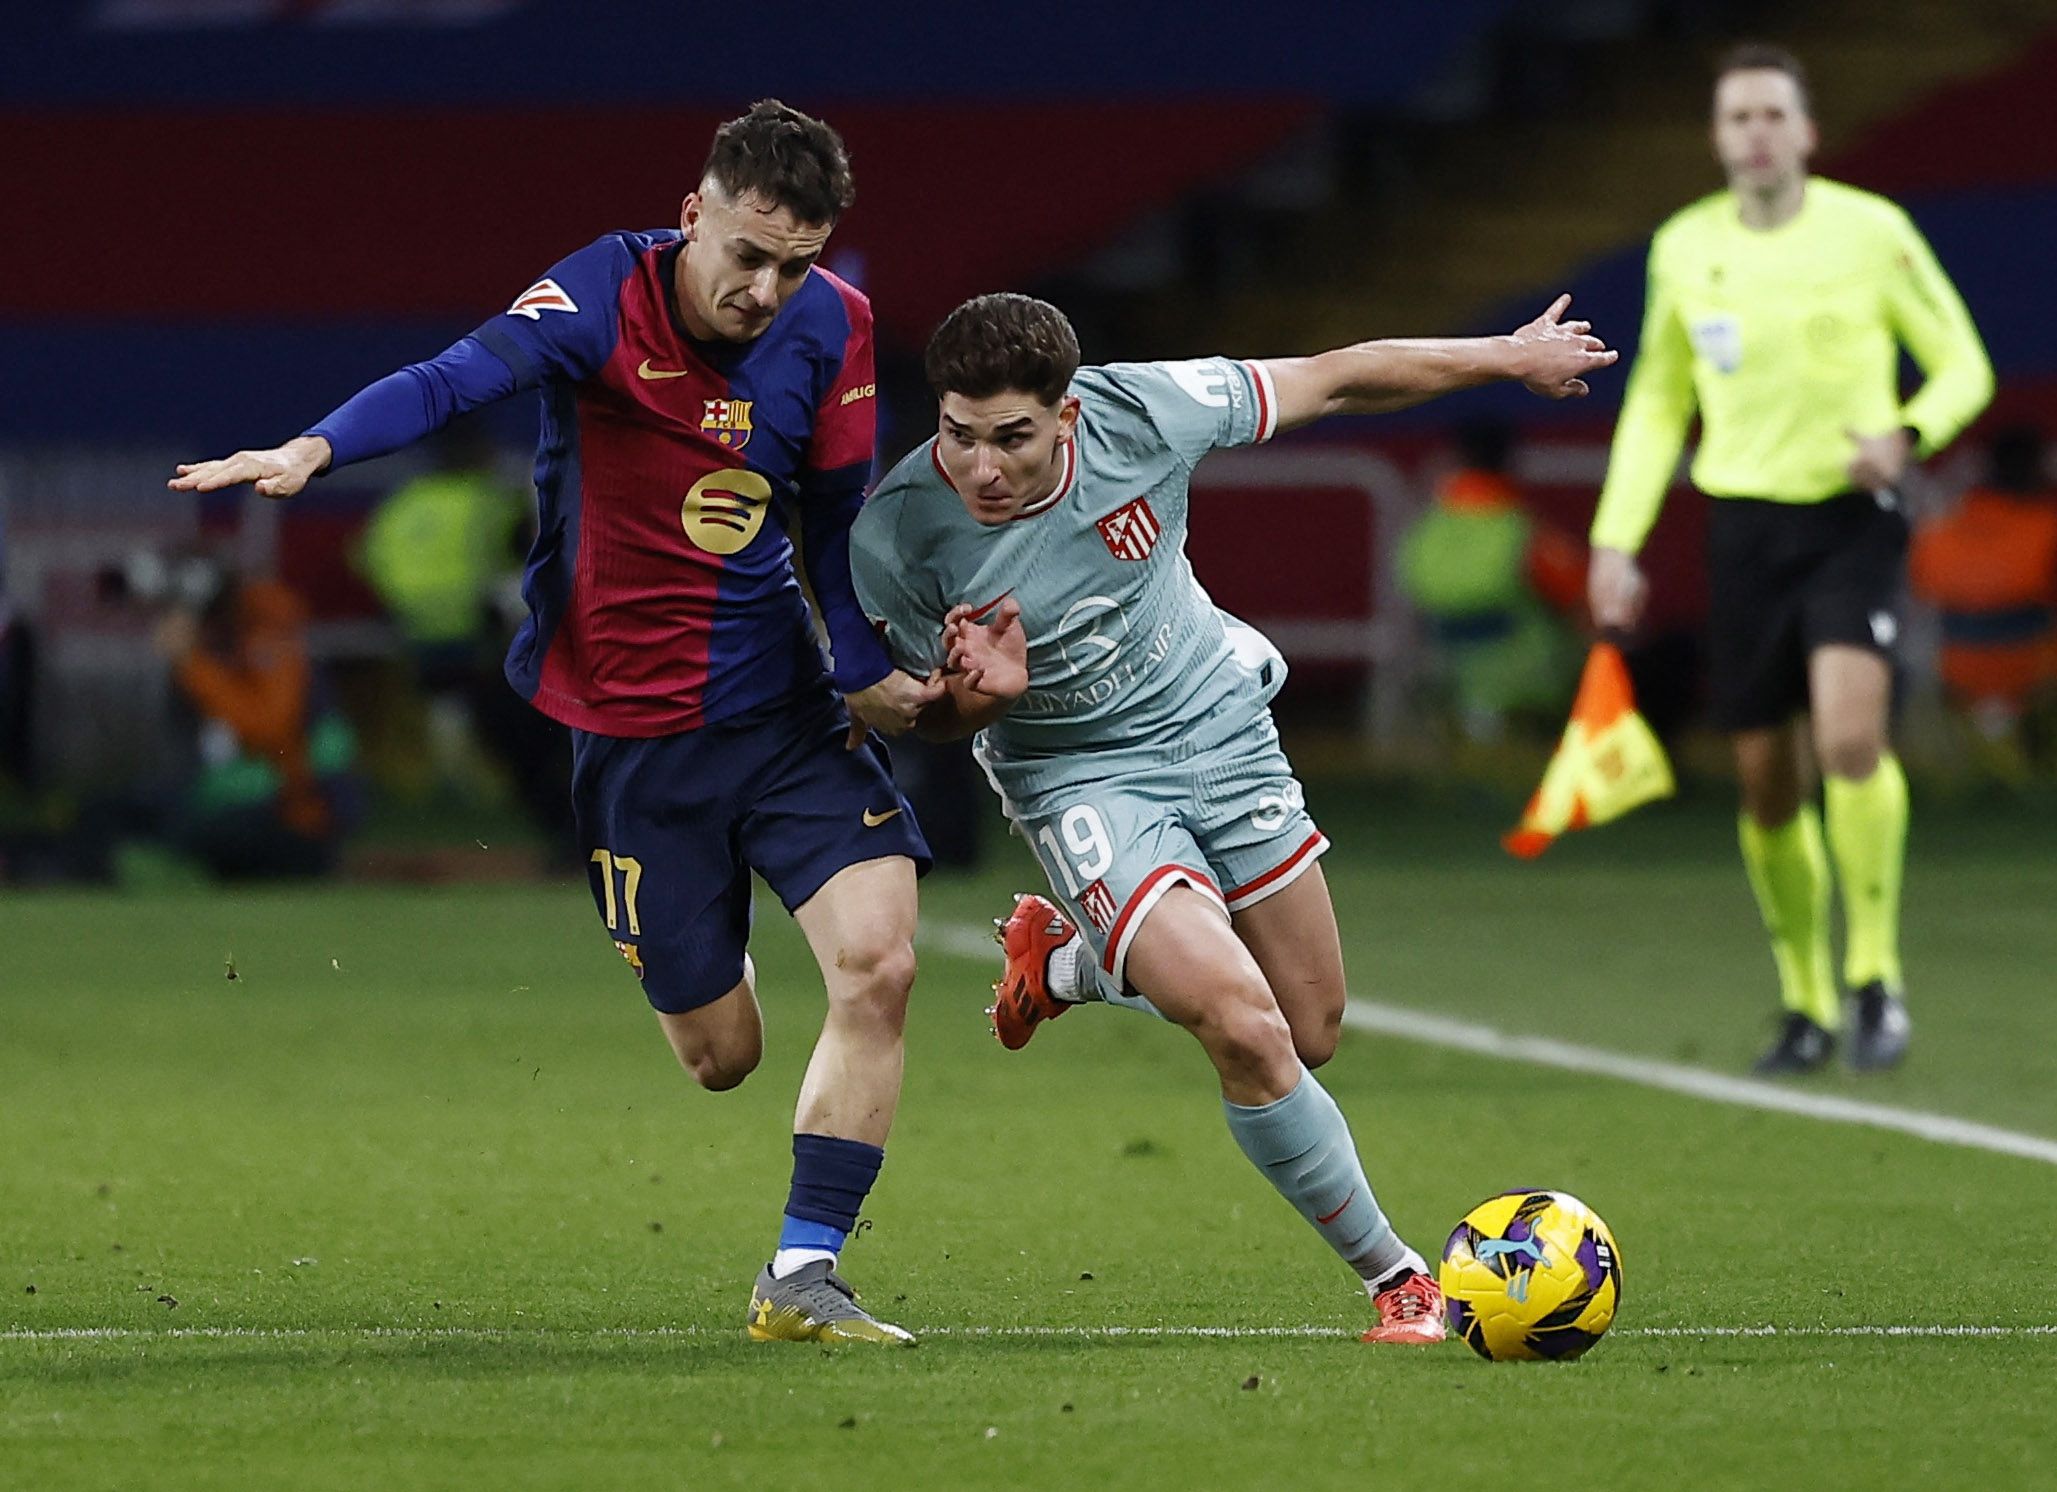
[1909,425,2057,769]
[149,573,361,876]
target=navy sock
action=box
[777,1133,884,1263]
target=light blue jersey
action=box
[852,358,1329,988]
[852,357,1283,793]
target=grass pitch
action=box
[3,792,2054,1489]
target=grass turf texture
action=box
[4,794,2054,1489]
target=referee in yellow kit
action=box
[1589,44,1994,1076]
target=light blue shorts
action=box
[987,711,1328,992]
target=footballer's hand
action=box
[945,596,1029,701]
[844,668,946,748]
[169,435,332,500]
[1846,426,1912,492]
[1587,546,1648,633]
[1509,295,1617,400]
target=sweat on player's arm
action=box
[1261,294,1616,431]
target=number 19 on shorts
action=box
[1035,806,1113,896]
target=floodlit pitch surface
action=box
[5,797,2053,1489]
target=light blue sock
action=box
[1224,1067,1410,1283]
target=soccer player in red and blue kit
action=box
[172,102,939,1344]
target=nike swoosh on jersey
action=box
[637,359,690,381]
[862,808,902,828]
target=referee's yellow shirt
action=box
[1591,176,1994,554]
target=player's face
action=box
[935,392,1081,525]
[676,184,832,342]
[1712,70,1816,195]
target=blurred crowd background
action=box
[1,0,2053,885]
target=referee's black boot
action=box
[1752,1012,1835,1076]
[1846,982,1911,1072]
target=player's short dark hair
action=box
[924,294,1081,407]
[1714,42,1812,115]
[701,99,855,226]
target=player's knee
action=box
[684,1046,756,1092]
[1817,729,1882,781]
[829,937,917,1028]
[1203,994,1299,1087]
[1739,777,1802,829]
[1293,1009,1343,1070]
[678,1027,762,1091]
[1280,980,1345,1068]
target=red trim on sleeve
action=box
[804,268,877,475]
[1242,359,1276,443]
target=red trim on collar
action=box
[1011,434,1078,521]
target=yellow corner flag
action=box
[1503,643,1674,858]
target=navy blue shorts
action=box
[571,688,932,1015]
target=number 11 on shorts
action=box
[1036,805,1112,896]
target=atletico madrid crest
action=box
[701,398,755,450]
[1095,498,1160,561]
[1079,879,1119,934]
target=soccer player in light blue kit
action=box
[851,292,1613,1343]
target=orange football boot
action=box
[987,893,1078,1050]
[1361,1271,1448,1346]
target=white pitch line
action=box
[2,1325,2052,1344]
[1335,1002,2057,1169]
[923,923,2057,1170]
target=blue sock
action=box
[774,1134,883,1275]
[1223,1066,1409,1283]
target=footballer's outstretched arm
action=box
[170,336,522,499]
[1261,295,1616,434]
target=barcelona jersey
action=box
[309,230,890,736]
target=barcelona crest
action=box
[701,398,754,451]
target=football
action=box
[1439,1189,1622,1361]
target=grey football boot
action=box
[746,1260,916,1345]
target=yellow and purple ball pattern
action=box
[1438,1189,1622,1361]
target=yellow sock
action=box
[1737,807,1838,1029]
[1824,755,1908,991]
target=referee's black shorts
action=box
[1705,490,1908,733]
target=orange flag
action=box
[1503,643,1674,858]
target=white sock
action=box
[770,1247,837,1280]
[1364,1246,1430,1300]
[1047,934,1091,1003]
